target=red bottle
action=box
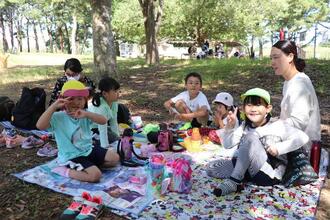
[310,141,321,174]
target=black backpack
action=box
[12,87,46,130]
[0,96,15,121]
[117,103,131,124]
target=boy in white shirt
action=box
[164,72,211,127]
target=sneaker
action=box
[75,196,104,220]
[5,129,24,148]
[60,192,93,220]
[21,136,44,149]
[37,143,58,157]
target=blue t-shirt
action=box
[49,111,93,163]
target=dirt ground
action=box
[0,63,329,219]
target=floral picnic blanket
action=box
[112,150,325,219]
[13,146,325,219]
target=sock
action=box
[213,178,239,197]
[52,166,70,177]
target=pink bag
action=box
[168,158,192,193]
[156,130,173,152]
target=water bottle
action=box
[319,148,329,178]
[310,140,321,174]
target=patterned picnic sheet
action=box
[111,150,324,219]
[9,124,325,219]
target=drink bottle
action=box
[310,140,321,174]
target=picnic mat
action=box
[14,147,326,219]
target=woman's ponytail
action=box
[295,58,306,72]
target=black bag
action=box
[117,103,131,124]
[0,96,15,121]
[12,87,46,130]
[282,148,318,187]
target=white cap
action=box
[212,92,234,106]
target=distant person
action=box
[88,77,120,149]
[270,40,321,156]
[36,80,119,183]
[203,40,210,50]
[188,44,197,55]
[215,43,225,58]
[164,72,211,127]
[49,58,95,106]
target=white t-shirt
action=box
[171,91,211,112]
[280,72,321,152]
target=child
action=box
[164,72,211,127]
[212,88,309,196]
[37,80,119,183]
[212,92,239,129]
[88,76,120,148]
[49,58,95,106]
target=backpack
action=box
[117,103,131,124]
[117,128,148,167]
[0,96,15,121]
[156,130,173,152]
[12,87,46,130]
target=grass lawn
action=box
[0,54,329,219]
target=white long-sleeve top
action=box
[219,119,309,156]
[280,72,321,146]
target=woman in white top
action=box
[270,40,321,156]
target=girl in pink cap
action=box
[37,80,119,182]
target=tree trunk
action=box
[0,13,9,52]
[8,11,14,51]
[64,23,71,54]
[258,38,263,58]
[45,18,54,53]
[33,21,39,52]
[16,19,23,52]
[138,0,163,65]
[26,19,30,53]
[71,14,78,55]
[250,35,254,58]
[57,26,64,52]
[91,0,117,78]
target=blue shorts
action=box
[70,145,107,169]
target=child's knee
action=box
[174,100,185,109]
[88,169,102,182]
[105,149,120,166]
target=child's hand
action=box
[226,107,238,129]
[174,113,189,121]
[267,145,279,156]
[52,97,71,110]
[70,109,87,119]
[168,107,178,116]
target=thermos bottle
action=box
[310,140,321,174]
